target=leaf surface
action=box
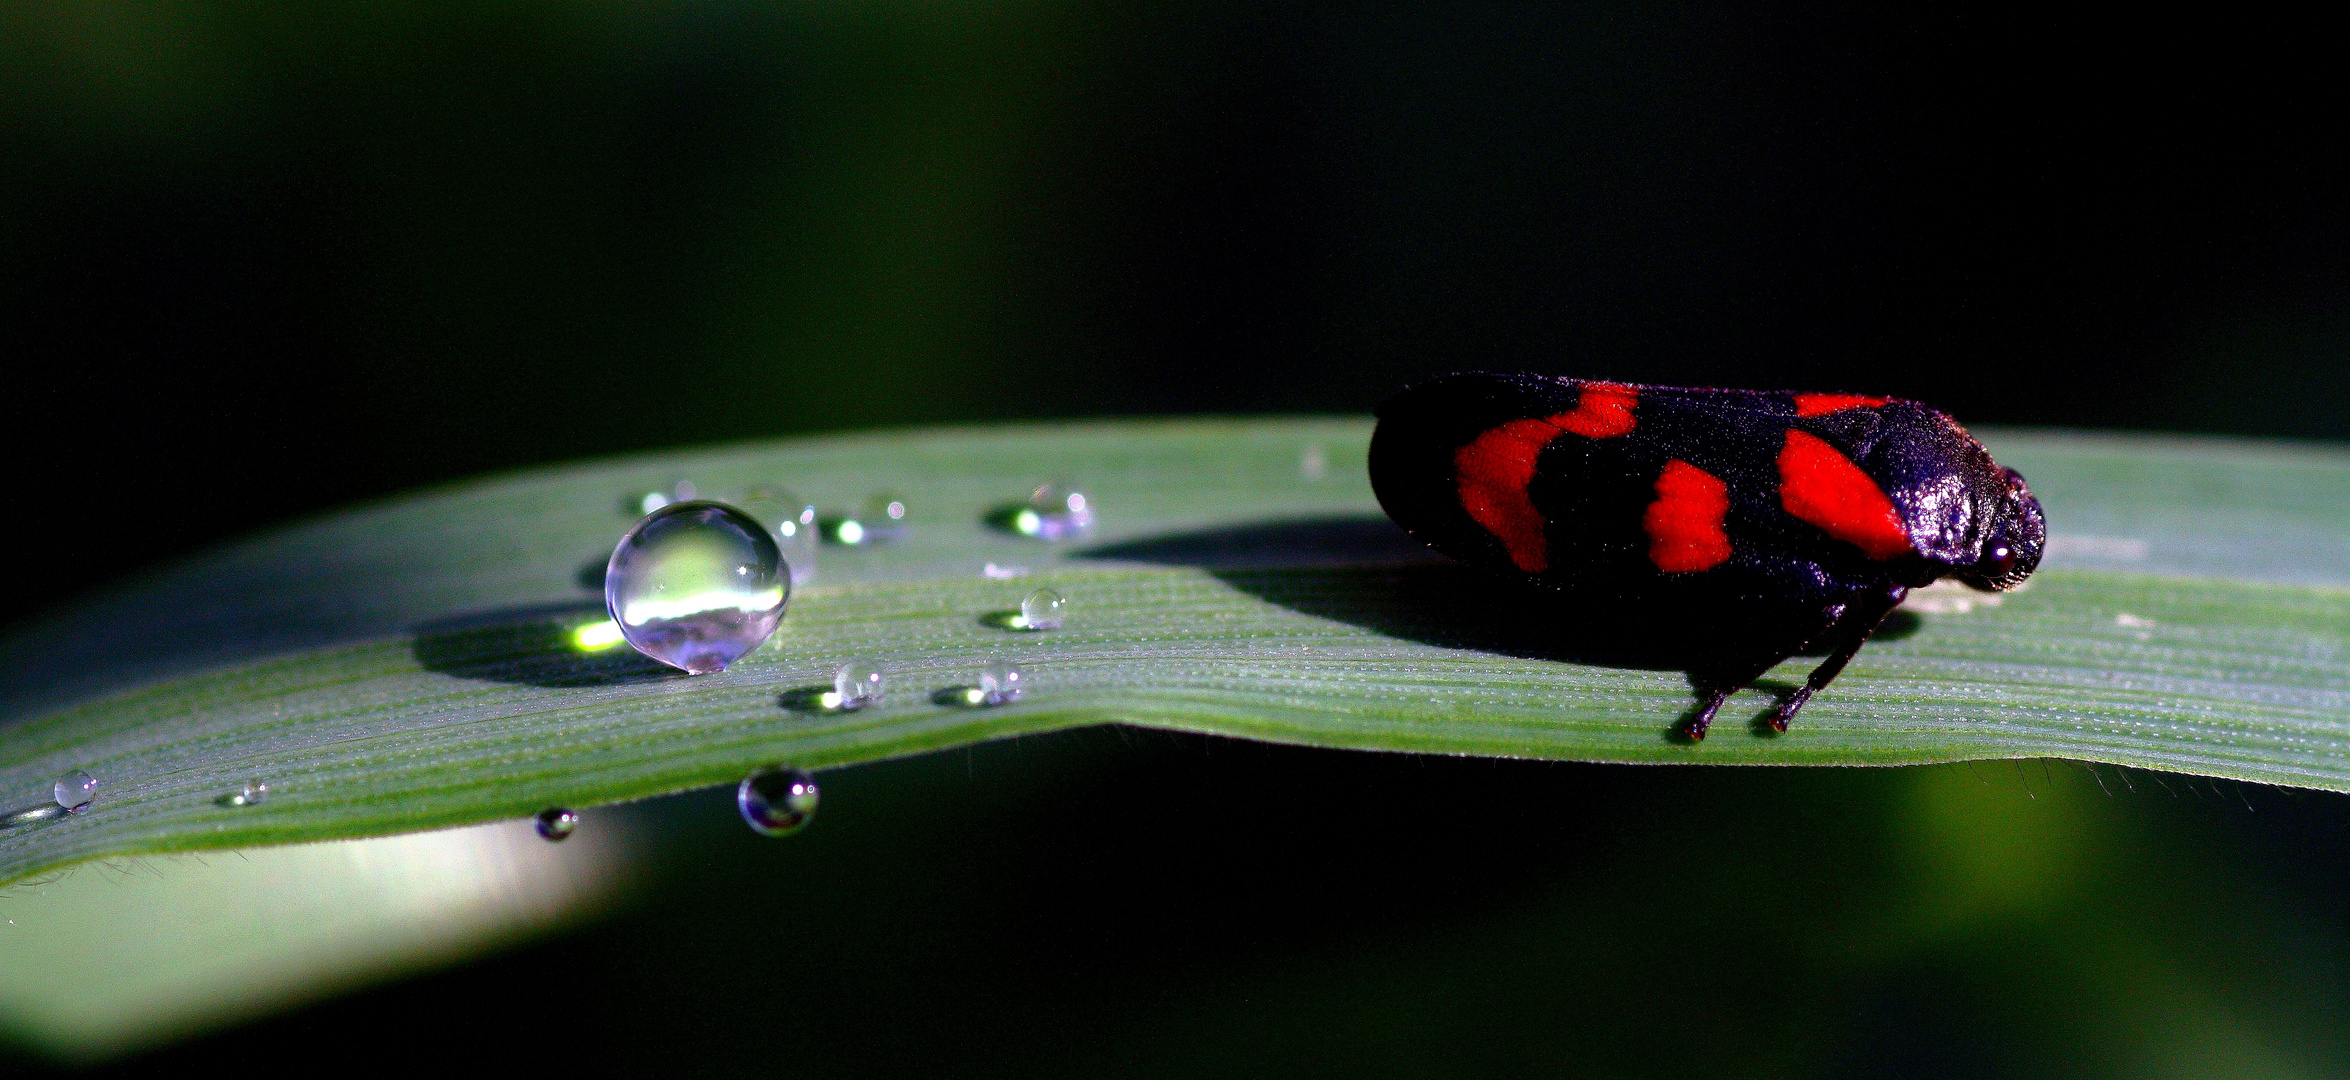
[2,419,2344,884]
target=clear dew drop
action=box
[976,662,1025,706]
[1011,482,1094,540]
[627,480,700,517]
[221,780,269,807]
[739,485,819,585]
[1017,589,1067,631]
[830,493,910,546]
[535,807,578,842]
[52,769,96,812]
[606,501,790,675]
[832,658,885,710]
[738,766,820,837]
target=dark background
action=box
[6,2,2347,628]
[7,4,2350,1075]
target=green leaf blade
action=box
[2,419,2346,884]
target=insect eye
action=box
[1980,538,2018,579]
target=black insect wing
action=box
[1370,372,2043,742]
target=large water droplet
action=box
[978,662,1025,705]
[536,807,578,841]
[606,501,790,674]
[52,769,96,812]
[1009,482,1094,540]
[738,767,820,837]
[1017,589,1067,631]
[833,658,885,710]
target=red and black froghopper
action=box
[1368,372,2046,740]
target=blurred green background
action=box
[4,2,2348,1074]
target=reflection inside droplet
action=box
[605,501,790,674]
[737,766,820,837]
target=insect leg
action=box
[1680,650,1801,742]
[1677,599,1847,742]
[1764,584,1909,732]
[1680,687,1733,742]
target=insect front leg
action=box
[1763,583,1909,732]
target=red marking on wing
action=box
[1451,383,1640,573]
[1792,392,1891,417]
[1777,430,1911,560]
[1455,419,1562,572]
[1643,459,1731,572]
[1557,382,1638,437]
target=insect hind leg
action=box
[1675,585,1902,742]
[1677,653,1788,742]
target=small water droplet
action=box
[739,486,819,585]
[738,767,820,837]
[1009,482,1094,540]
[535,807,578,841]
[52,769,96,812]
[833,658,885,710]
[1017,589,1067,631]
[820,516,867,545]
[220,780,270,807]
[606,501,790,674]
[978,662,1025,705]
[626,481,700,517]
[820,494,909,546]
[1300,445,1328,480]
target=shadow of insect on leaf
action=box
[411,600,678,687]
[1079,515,1927,739]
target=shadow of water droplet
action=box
[933,686,992,708]
[411,601,678,687]
[0,803,71,830]
[779,686,836,712]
